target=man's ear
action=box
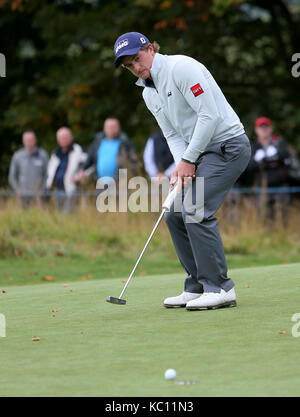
[148,43,155,56]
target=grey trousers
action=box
[164,133,251,293]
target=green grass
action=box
[1,252,300,287]
[1,262,300,397]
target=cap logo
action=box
[140,37,146,44]
[115,39,129,54]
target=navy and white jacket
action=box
[136,53,245,165]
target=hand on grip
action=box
[162,183,179,211]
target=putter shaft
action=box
[118,208,166,300]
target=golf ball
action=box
[164,369,176,380]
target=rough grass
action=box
[0,198,299,286]
[0,200,173,259]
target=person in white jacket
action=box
[47,127,86,211]
[143,130,175,179]
[114,32,251,310]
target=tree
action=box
[0,0,299,186]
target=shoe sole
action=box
[186,300,237,311]
[164,304,187,308]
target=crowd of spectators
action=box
[7,116,300,217]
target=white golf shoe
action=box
[186,288,237,311]
[164,291,202,308]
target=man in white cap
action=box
[114,32,251,310]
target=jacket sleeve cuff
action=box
[181,157,196,165]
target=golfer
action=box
[114,32,251,310]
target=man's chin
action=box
[139,72,149,79]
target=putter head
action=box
[106,296,126,305]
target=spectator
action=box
[286,145,300,188]
[46,127,86,212]
[143,130,175,179]
[74,117,137,184]
[8,130,48,207]
[246,117,292,223]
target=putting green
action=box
[0,263,300,397]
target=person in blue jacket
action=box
[75,117,137,184]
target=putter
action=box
[106,184,179,305]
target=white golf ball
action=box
[164,368,176,380]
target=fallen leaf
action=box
[63,283,69,287]
[79,276,87,281]
[70,289,76,292]
[32,337,40,341]
[246,285,251,288]
[42,276,56,282]
[279,331,287,334]
[2,290,7,294]
[55,251,64,257]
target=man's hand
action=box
[265,144,278,159]
[72,169,87,183]
[254,149,265,163]
[155,172,168,179]
[170,160,196,192]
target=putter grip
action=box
[162,184,178,211]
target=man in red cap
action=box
[255,117,272,128]
[247,117,292,222]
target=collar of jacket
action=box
[135,52,165,89]
[55,143,74,157]
[22,147,40,157]
[95,131,129,143]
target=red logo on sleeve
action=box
[190,83,204,97]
